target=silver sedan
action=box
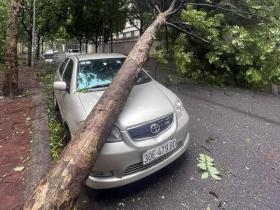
[53,53,190,189]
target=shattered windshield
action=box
[77,58,151,92]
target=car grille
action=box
[123,141,182,176]
[127,114,174,141]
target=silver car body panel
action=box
[54,53,190,189]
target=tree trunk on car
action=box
[3,0,20,97]
[24,6,176,210]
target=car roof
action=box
[75,53,126,61]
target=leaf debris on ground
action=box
[197,154,221,180]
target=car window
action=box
[63,59,74,88]
[59,58,69,76]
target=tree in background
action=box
[20,0,67,65]
[3,0,20,96]
[173,0,280,88]
[36,0,68,57]
[128,0,153,35]
[66,0,128,53]
[0,0,10,63]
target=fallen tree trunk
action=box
[23,5,176,210]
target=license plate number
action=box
[142,139,177,165]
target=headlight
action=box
[107,126,123,142]
[175,98,184,118]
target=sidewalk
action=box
[0,66,38,210]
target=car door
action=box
[59,59,74,121]
[55,58,69,111]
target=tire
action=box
[64,125,71,146]
[53,93,62,121]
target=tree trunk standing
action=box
[95,41,98,53]
[27,32,32,66]
[140,18,144,35]
[165,25,169,53]
[102,18,105,53]
[85,40,88,53]
[41,39,44,55]
[24,10,172,210]
[110,19,113,53]
[110,33,113,53]
[79,39,82,52]
[36,35,40,60]
[3,0,20,97]
[95,32,99,53]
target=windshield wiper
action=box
[79,83,110,92]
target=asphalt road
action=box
[76,84,280,210]
[51,54,280,210]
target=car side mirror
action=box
[53,81,67,91]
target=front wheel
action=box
[63,125,71,146]
[53,93,62,121]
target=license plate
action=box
[142,139,177,165]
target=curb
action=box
[24,82,51,201]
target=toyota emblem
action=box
[150,123,161,134]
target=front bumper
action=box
[85,110,190,189]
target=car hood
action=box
[77,81,175,130]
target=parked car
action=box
[66,49,80,56]
[44,49,54,58]
[53,53,190,189]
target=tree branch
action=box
[168,0,187,16]
[166,21,209,43]
[166,0,177,14]
[185,3,267,22]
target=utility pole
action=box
[31,0,36,66]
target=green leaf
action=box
[197,154,221,181]
[211,174,222,181]
[202,172,209,179]
[197,162,207,170]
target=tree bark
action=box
[85,40,88,53]
[3,0,20,97]
[41,39,44,55]
[79,39,82,52]
[27,32,32,66]
[24,10,172,210]
[36,35,40,60]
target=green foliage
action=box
[66,0,128,43]
[151,49,168,65]
[39,64,64,160]
[36,0,69,40]
[197,154,221,181]
[0,0,10,62]
[173,1,280,88]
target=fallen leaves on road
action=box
[205,137,215,145]
[197,154,221,181]
[13,166,25,172]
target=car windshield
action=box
[77,58,151,92]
